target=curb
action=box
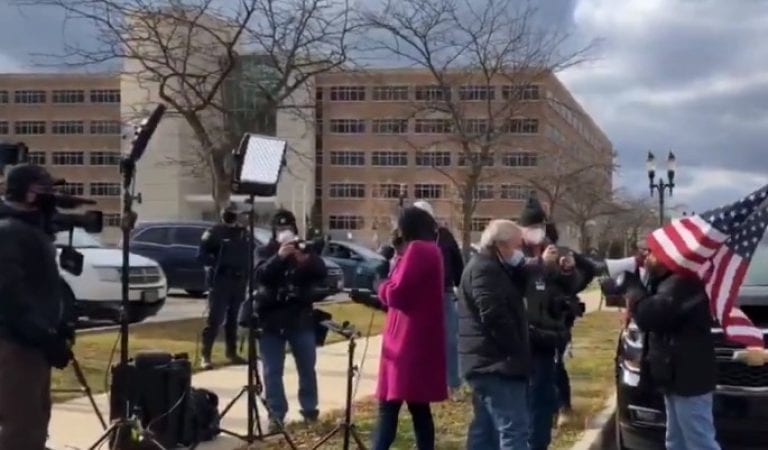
[570,392,617,450]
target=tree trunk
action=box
[185,112,230,213]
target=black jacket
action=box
[629,272,716,396]
[253,240,327,333]
[437,227,464,290]
[197,223,250,282]
[458,251,530,380]
[0,202,63,355]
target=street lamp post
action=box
[646,151,677,227]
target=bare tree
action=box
[359,0,597,253]
[594,195,658,256]
[19,0,352,211]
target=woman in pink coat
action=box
[372,206,447,450]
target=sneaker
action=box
[200,358,213,370]
[226,354,247,365]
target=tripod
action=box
[311,321,367,450]
[204,194,297,449]
[51,356,107,430]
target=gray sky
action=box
[1,0,767,214]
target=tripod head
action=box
[321,320,360,341]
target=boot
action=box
[226,352,247,365]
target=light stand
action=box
[311,321,367,450]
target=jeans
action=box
[201,276,246,358]
[555,340,571,410]
[444,290,461,390]
[466,374,529,450]
[529,352,557,450]
[372,401,435,450]
[665,393,721,450]
[259,329,319,423]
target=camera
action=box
[293,238,324,254]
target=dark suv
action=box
[129,221,344,298]
[614,239,768,449]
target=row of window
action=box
[327,214,498,232]
[0,89,120,104]
[58,182,121,197]
[326,183,534,200]
[328,150,538,168]
[323,85,541,102]
[324,118,539,135]
[0,120,122,136]
[26,151,121,166]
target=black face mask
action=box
[222,211,237,224]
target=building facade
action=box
[314,69,613,246]
[0,73,123,242]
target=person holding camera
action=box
[254,209,327,430]
[0,164,73,449]
[198,204,249,370]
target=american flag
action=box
[646,185,768,348]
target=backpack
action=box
[179,388,221,446]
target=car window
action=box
[327,243,353,259]
[134,227,171,245]
[337,241,384,261]
[744,237,768,286]
[173,226,206,246]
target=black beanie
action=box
[271,209,298,235]
[4,164,54,201]
[519,196,547,227]
[398,206,437,242]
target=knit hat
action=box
[4,164,55,202]
[519,196,547,227]
[271,209,298,236]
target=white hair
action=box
[479,219,521,250]
[412,200,435,218]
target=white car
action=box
[55,229,168,325]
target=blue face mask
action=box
[507,249,525,267]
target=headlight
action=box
[93,267,121,282]
[621,320,644,373]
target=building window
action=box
[90,182,121,197]
[0,121,7,135]
[458,152,495,167]
[329,151,365,166]
[372,183,407,199]
[474,184,494,200]
[328,183,366,199]
[463,119,490,135]
[90,120,122,135]
[500,184,535,200]
[371,151,408,167]
[0,91,8,104]
[502,84,541,101]
[90,151,121,166]
[60,183,85,196]
[315,183,323,198]
[52,90,85,104]
[471,217,492,232]
[415,151,451,167]
[90,89,121,103]
[415,86,451,102]
[104,213,122,227]
[329,119,366,134]
[371,119,408,134]
[329,86,366,101]
[14,121,46,135]
[329,215,364,230]
[27,152,46,165]
[414,119,452,134]
[414,183,445,199]
[507,118,539,134]
[51,151,85,166]
[372,86,409,101]
[14,90,46,104]
[52,120,85,135]
[501,152,538,167]
[459,85,495,101]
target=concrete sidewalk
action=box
[47,334,383,450]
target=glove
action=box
[44,338,73,369]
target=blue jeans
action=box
[258,329,319,423]
[466,374,529,450]
[444,290,461,390]
[529,352,557,450]
[665,393,721,450]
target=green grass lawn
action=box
[250,310,622,450]
[52,302,384,403]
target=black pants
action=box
[372,400,435,450]
[201,276,246,358]
[556,339,572,410]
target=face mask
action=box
[277,229,296,244]
[524,228,546,245]
[507,249,525,267]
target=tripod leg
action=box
[350,425,368,450]
[311,424,342,449]
[87,423,119,450]
[220,386,248,418]
[70,358,107,429]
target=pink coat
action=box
[376,240,447,403]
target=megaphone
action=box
[604,257,640,279]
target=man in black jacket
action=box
[458,219,530,450]
[627,249,719,450]
[254,209,327,429]
[413,200,465,392]
[0,164,72,449]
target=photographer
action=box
[0,164,72,449]
[197,204,249,370]
[254,210,327,431]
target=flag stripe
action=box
[675,219,719,257]
[666,221,710,265]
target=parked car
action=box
[322,240,389,292]
[613,237,768,449]
[128,221,344,298]
[56,229,167,325]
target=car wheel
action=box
[185,290,207,298]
